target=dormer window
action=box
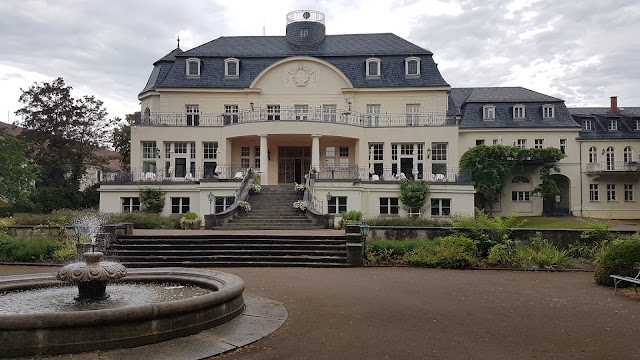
[366,58,381,78]
[542,104,555,119]
[483,105,496,120]
[225,58,239,78]
[405,57,420,77]
[635,119,640,131]
[186,58,201,77]
[608,119,618,131]
[583,119,592,130]
[513,105,525,119]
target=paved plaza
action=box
[1,265,639,359]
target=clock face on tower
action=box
[300,29,309,38]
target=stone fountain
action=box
[0,215,246,358]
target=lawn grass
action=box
[514,216,605,230]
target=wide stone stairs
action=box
[106,234,349,267]
[222,185,323,230]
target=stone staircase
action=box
[106,234,349,267]
[222,185,323,230]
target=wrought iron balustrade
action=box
[586,161,640,174]
[100,165,252,183]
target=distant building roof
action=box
[568,107,640,140]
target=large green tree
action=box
[112,112,139,172]
[459,145,564,212]
[0,129,40,206]
[15,77,110,212]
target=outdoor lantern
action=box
[250,102,254,111]
[360,220,370,239]
[326,192,332,202]
[207,192,215,214]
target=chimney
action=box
[610,96,618,115]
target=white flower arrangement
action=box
[237,201,251,212]
[249,183,261,194]
[293,200,308,211]
[294,183,307,192]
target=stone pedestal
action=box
[346,243,363,266]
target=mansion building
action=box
[99,10,640,221]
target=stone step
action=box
[120,261,351,268]
[109,243,346,251]
[111,254,347,264]
[109,249,346,258]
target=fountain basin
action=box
[0,268,245,358]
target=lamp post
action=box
[359,220,370,257]
[207,192,215,215]
[326,192,332,214]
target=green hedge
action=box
[0,234,63,262]
[595,237,640,287]
[364,217,451,227]
[108,213,181,229]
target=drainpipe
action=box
[579,140,583,217]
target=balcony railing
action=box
[137,107,454,128]
[101,165,251,184]
[586,161,640,174]
[314,166,472,183]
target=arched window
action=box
[588,146,598,163]
[606,146,615,170]
[224,58,239,77]
[143,107,151,123]
[624,146,633,163]
[512,176,531,183]
[365,58,381,78]
[405,57,420,76]
[483,105,496,120]
[185,58,201,77]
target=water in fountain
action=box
[72,213,108,245]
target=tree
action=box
[399,180,431,215]
[139,187,165,213]
[112,112,138,172]
[459,145,564,212]
[0,129,40,206]
[15,77,110,211]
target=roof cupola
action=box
[286,10,325,46]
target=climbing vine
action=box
[459,145,564,212]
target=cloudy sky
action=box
[1,0,638,124]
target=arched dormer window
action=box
[483,105,496,120]
[405,57,420,77]
[512,176,530,183]
[225,58,239,78]
[186,58,201,77]
[542,104,555,119]
[366,58,381,78]
[588,146,598,163]
[513,104,525,119]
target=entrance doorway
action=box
[543,174,571,215]
[278,146,311,184]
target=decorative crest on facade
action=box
[287,63,316,87]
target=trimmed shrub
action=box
[595,237,640,287]
[365,239,439,265]
[108,213,181,229]
[452,210,524,256]
[403,235,477,268]
[364,217,451,227]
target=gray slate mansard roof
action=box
[451,87,580,129]
[139,33,448,96]
[569,107,640,140]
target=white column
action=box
[260,135,268,185]
[412,143,419,178]
[312,135,321,171]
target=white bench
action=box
[610,262,640,294]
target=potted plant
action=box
[180,211,202,230]
[294,183,307,193]
[249,183,261,194]
[293,200,307,211]
[237,201,251,212]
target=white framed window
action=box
[186,58,201,77]
[203,142,218,159]
[406,104,420,126]
[405,57,420,76]
[607,184,616,202]
[542,104,555,119]
[431,143,447,161]
[339,146,349,157]
[483,105,496,120]
[534,139,544,149]
[370,143,384,177]
[267,105,280,121]
[171,197,190,214]
[323,105,337,122]
[366,58,381,78]
[590,184,599,201]
[560,139,567,155]
[512,191,531,202]
[476,139,485,146]
[608,119,618,131]
[241,146,250,157]
[186,105,200,126]
[215,196,235,213]
[606,147,615,170]
[165,143,171,159]
[367,104,381,126]
[254,157,260,169]
[583,119,592,130]
[517,139,527,149]
[224,105,239,124]
[512,176,530,183]
[588,146,598,163]
[431,198,451,216]
[400,144,413,156]
[174,143,187,154]
[294,105,309,120]
[513,105,525,119]
[635,119,640,131]
[190,144,196,159]
[121,197,140,213]
[142,142,158,159]
[328,196,347,214]
[224,58,239,77]
[624,146,633,163]
[326,146,335,169]
[380,197,399,215]
[493,138,500,145]
[625,184,634,201]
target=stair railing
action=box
[300,168,333,228]
[204,167,257,228]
